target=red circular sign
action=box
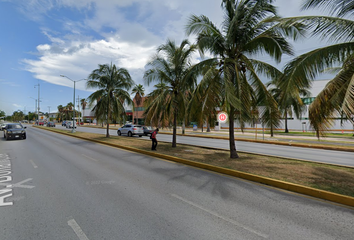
[217,112,228,123]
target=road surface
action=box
[0,127,353,239]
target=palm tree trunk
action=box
[285,111,289,133]
[172,110,177,147]
[207,118,210,132]
[106,100,110,137]
[229,106,239,158]
[182,121,185,135]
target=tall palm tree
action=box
[86,63,134,137]
[186,0,301,158]
[144,39,198,147]
[279,0,354,137]
[131,84,145,124]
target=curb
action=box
[34,126,354,208]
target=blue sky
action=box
[0,0,329,116]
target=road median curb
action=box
[34,126,354,208]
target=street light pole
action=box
[60,75,86,133]
[34,83,40,124]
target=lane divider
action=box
[33,126,354,208]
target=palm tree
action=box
[143,82,170,128]
[86,63,134,137]
[279,0,354,137]
[188,67,222,133]
[80,98,87,110]
[131,84,145,124]
[186,0,301,158]
[57,105,64,122]
[144,39,197,147]
[268,77,310,133]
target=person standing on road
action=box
[151,128,159,151]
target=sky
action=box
[0,0,333,116]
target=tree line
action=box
[5,0,354,159]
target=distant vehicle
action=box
[47,122,56,127]
[38,121,44,126]
[117,124,143,137]
[62,121,67,126]
[3,123,26,140]
[66,121,77,128]
[143,126,154,136]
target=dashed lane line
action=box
[171,193,268,239]
[81,154,98,162]
[68,218,90,240]
[29,160,38,169]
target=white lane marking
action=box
[29,160,38,169]
[0,178,35,189]
[81,154,98,162]
[68,219,90,240]
[171,194,268,239]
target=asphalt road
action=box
[0,127,353,239]
[58,125,354,167]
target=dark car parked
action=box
[47,122,56,127]
[143,126,154,136]
[3,123,26,140]
[62,121,67,126]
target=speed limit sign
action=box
[217,112,228,123]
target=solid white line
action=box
[171,194,268,239]
[68,219,90,240]
[29,160,38,168]
[81,154,98,162]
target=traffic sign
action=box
[217,112,228,123]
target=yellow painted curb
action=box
[34,126,354,208]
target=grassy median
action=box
[40,127,354,197]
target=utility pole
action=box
[77,95,81,125]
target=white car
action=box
[66,121,77,128]
[117,124,144,137]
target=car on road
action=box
[62,121,67,126]
[66,121,77,128]
[3,123,26,140]
[47,122,56,127]
[143,126,154,136]
[117,124,144,137]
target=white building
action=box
[219,80,353,131]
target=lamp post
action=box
[60,75,86,133]
[34,84,40,124]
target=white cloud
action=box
[17,0,334,94]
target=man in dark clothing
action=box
[151,128,159,150]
